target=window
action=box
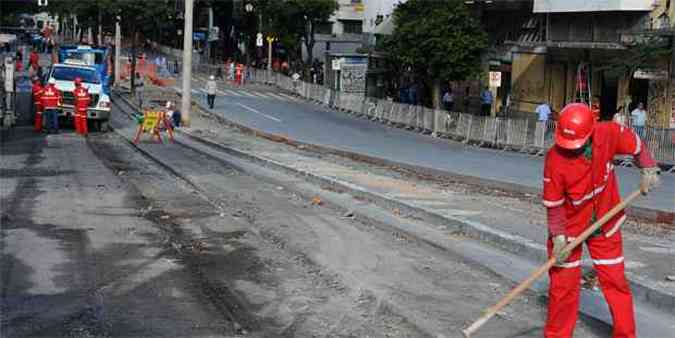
[342,20,362,34]
[316,22,332,35]
[51,67,100,84]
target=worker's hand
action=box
[552,235,570,266]
[640,167,660,195]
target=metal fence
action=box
[242,68,674,166]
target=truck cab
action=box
[46,60,112,131]
[58,45,111,94]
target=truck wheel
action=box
[99,120,110,132]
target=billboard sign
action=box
[533,0,652,13]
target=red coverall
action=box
[29,51,39,72]
[73,86,91,135]
[41,84,62,131]
[542,122,656,338]
[32,82,44,132]
[235,64,243,85]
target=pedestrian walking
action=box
[480,86,493,116]
[41,78,61,134]
[442,88,454,111]
[630,102,647,138]
[134,73,145,108]
[168,101,181,128]
[31,77,44,133]
[542,103,659,338]
[206,75,217,109]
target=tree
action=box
[289,0,338,66]
[256,0,337,68]
[383,0,487,108]
[48,0,175,89]
[600,36,671,78]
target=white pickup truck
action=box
[46,60,112,131]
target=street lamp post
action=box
[244,3,254,67]
[114,15,121,86]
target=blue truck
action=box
[57,45,111,95]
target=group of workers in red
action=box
[31,76,91,136]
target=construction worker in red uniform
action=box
[235,63,243,86]
[41,78,62,134]
[73,77,91,136]
[542,103,660,338]
[31,77,44,132]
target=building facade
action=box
[303,0,366,63]
[508,0,674,127]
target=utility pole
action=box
[181,0,194,126]
[207,6,213,63]
[114,15,121,85]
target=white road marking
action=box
[238,90,257,98]
[222,89,243,97]
[250,91,275,99]
[236,103,282,122]
[267,93,290,101]
[277,93,298,101]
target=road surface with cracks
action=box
[66,98,608,337]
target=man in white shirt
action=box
[536,101,552,121]
[206,75,217,109]
[442,88,455,111]
[630,102,647,138]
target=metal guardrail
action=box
[190,65,675,167]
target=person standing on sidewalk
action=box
[480,86,493,116]
[537,101,553,140]
[41,78,62,134]
[630,102,647,138]
[542,103,660,338]
[442,88,454,111]
[206,75,217,109]
[135,73,145,108]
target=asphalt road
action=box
[179,77,674,215]
[0,128,234,337]
[0,95,612,337]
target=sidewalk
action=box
[173,76,675,223]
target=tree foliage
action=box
[600,36,672,78]
[384,0,487,83]
[47,0,175,39]
[256,0,337,66]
